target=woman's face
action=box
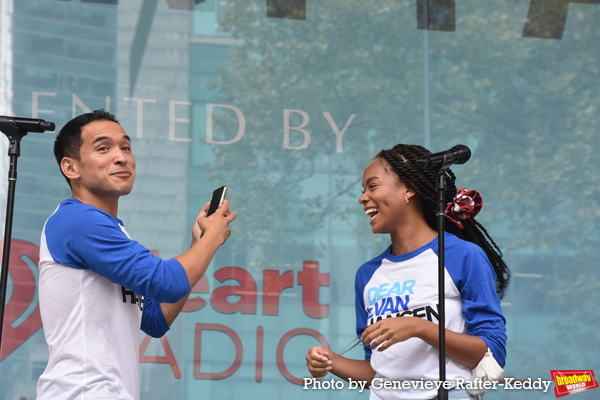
[358,158,411,234]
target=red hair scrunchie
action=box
[445,188,482,230]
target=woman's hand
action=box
[361,316,488,368]
[361,317,427,351]
[305,346,332,378]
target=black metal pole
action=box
[422,3,448,396]
[0,130,25,354]
[417,145,471,400]
[436,169,448,400]
[421,5,447,395]
[0,115,54,355]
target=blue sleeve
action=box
[142,298,170,338]
[355,263,373,361]
[45,203,190,304]
[446,241,507,367]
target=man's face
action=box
[68,120,136,198]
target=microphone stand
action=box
[0,117,54,355]
[416,143,471,400]
[435,168,448,400]
[0,122,27,354]
[420,0,448,397]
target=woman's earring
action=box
[405,197,410,204]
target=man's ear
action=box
[60,157,80,181]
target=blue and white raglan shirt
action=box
[37,198,190,400]
[355,233,506,400]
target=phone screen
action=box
[207,186,227,216]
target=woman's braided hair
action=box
[376,144,510,298]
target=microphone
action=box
[415,145,471,169]
[0,116,56,133]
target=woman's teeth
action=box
[365,208,379,219]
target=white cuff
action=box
[466,348,504,395]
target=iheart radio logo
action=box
[0,240,43,361]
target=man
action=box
[36,110,236,399]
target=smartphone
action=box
[207,186,228,216]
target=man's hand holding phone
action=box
[171,188,237,324]
[207,186,227,217]
[192,186,236,246]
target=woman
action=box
[306,144,509,400]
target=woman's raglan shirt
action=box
[37,198,190,400]
[355,232,506,400]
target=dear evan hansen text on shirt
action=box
[366,279,440,326]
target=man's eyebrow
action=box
[92,136,109,145]
[92,135,131,145]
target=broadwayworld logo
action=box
[550,370,599,398]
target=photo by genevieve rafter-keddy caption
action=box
[302,377,554,394]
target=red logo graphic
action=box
[0,240,43,361]
[551,370,599,397]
